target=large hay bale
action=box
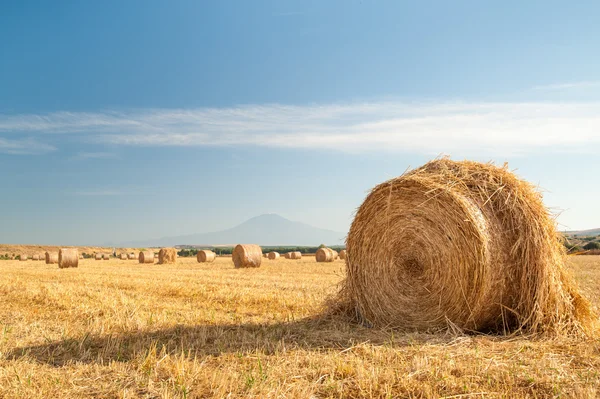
[268,251,280,260]
[233,244,262,268]
[339,250,347,260]
[290,251,302,260]
[58,248,78,269]
[316,248,335,262]
[335,158,596,335]
[139,251,154,264]
[95,253,102,261]
[45,252,58,264]
[197,250,216,263]
[128,253,136,260]
[158,248,177,264]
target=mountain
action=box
[122,214,346,247]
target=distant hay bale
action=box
[332,250,339,260]
[339,250,347,260]
[58,248,78,269]
[139,250,154,264]
[103,254,110,261]
[197,250,216,263]
[120,253,128,260]
[19,254,28,261]
[158,248,177,264]
[95,253,102,261]
[128,253,136,260]
[316,248,335,262]
[334,158,596,336]
[45,252,58,264]
[268,251,280,260]
[284,252,291,259]
[290,251,302,260]
[32,254,40,261]
[233,244,262,268]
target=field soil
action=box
[0,255,599,398]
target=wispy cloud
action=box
[0,137,56,155]
[2,101,600,156]
[73,151,116,160]
[532,81,600,91]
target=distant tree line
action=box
[176,244,346,257]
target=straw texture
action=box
[158,248,177,264]
[58,248,78,269]
[316,248,335,263]
[45,252,58,264]
[335,158,596,336]
[139,251,154,264]
[233,244,262,268]
[197,250,216,263]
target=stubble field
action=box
[0,255,599,398]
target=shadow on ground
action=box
[5,315,455,367]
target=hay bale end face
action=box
[197,250,216,263]
[336,158,596,336]
[339,250,347,260]
[316,248,335,263]
[45,252,59,264]
[268,251,280,260]
[58,248,78,269]
[139,251,155,264]
[158,248,177,264]
[233,244,262,268]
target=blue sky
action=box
[1,0,600,245]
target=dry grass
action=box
[0,255,599,398]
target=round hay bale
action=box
[58,248,78,269]
[339,250,347,260]
[197,250,216,263]
[268,251,280,260]
[316,248,335,263]
[45,252,59,264]
[128,253,136,260]
[158,248,177,264]
[284,252,291,259]
[32,254,40,261]
[290,251,302,260]
[102,254,110,261]
[139,251,154,264]
[95,253,102,261]
[233,244,262,268]
[19,254,28,261]
[332,250,339,260]
[335,158,596,335]
[120,253,128,260]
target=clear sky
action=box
[1,0,599,245]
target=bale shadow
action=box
[6,315,454,367]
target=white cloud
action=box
[0,137,56,155]
[1,101,600,156]
[532,81,600,91]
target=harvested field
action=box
[0,255,598,398]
